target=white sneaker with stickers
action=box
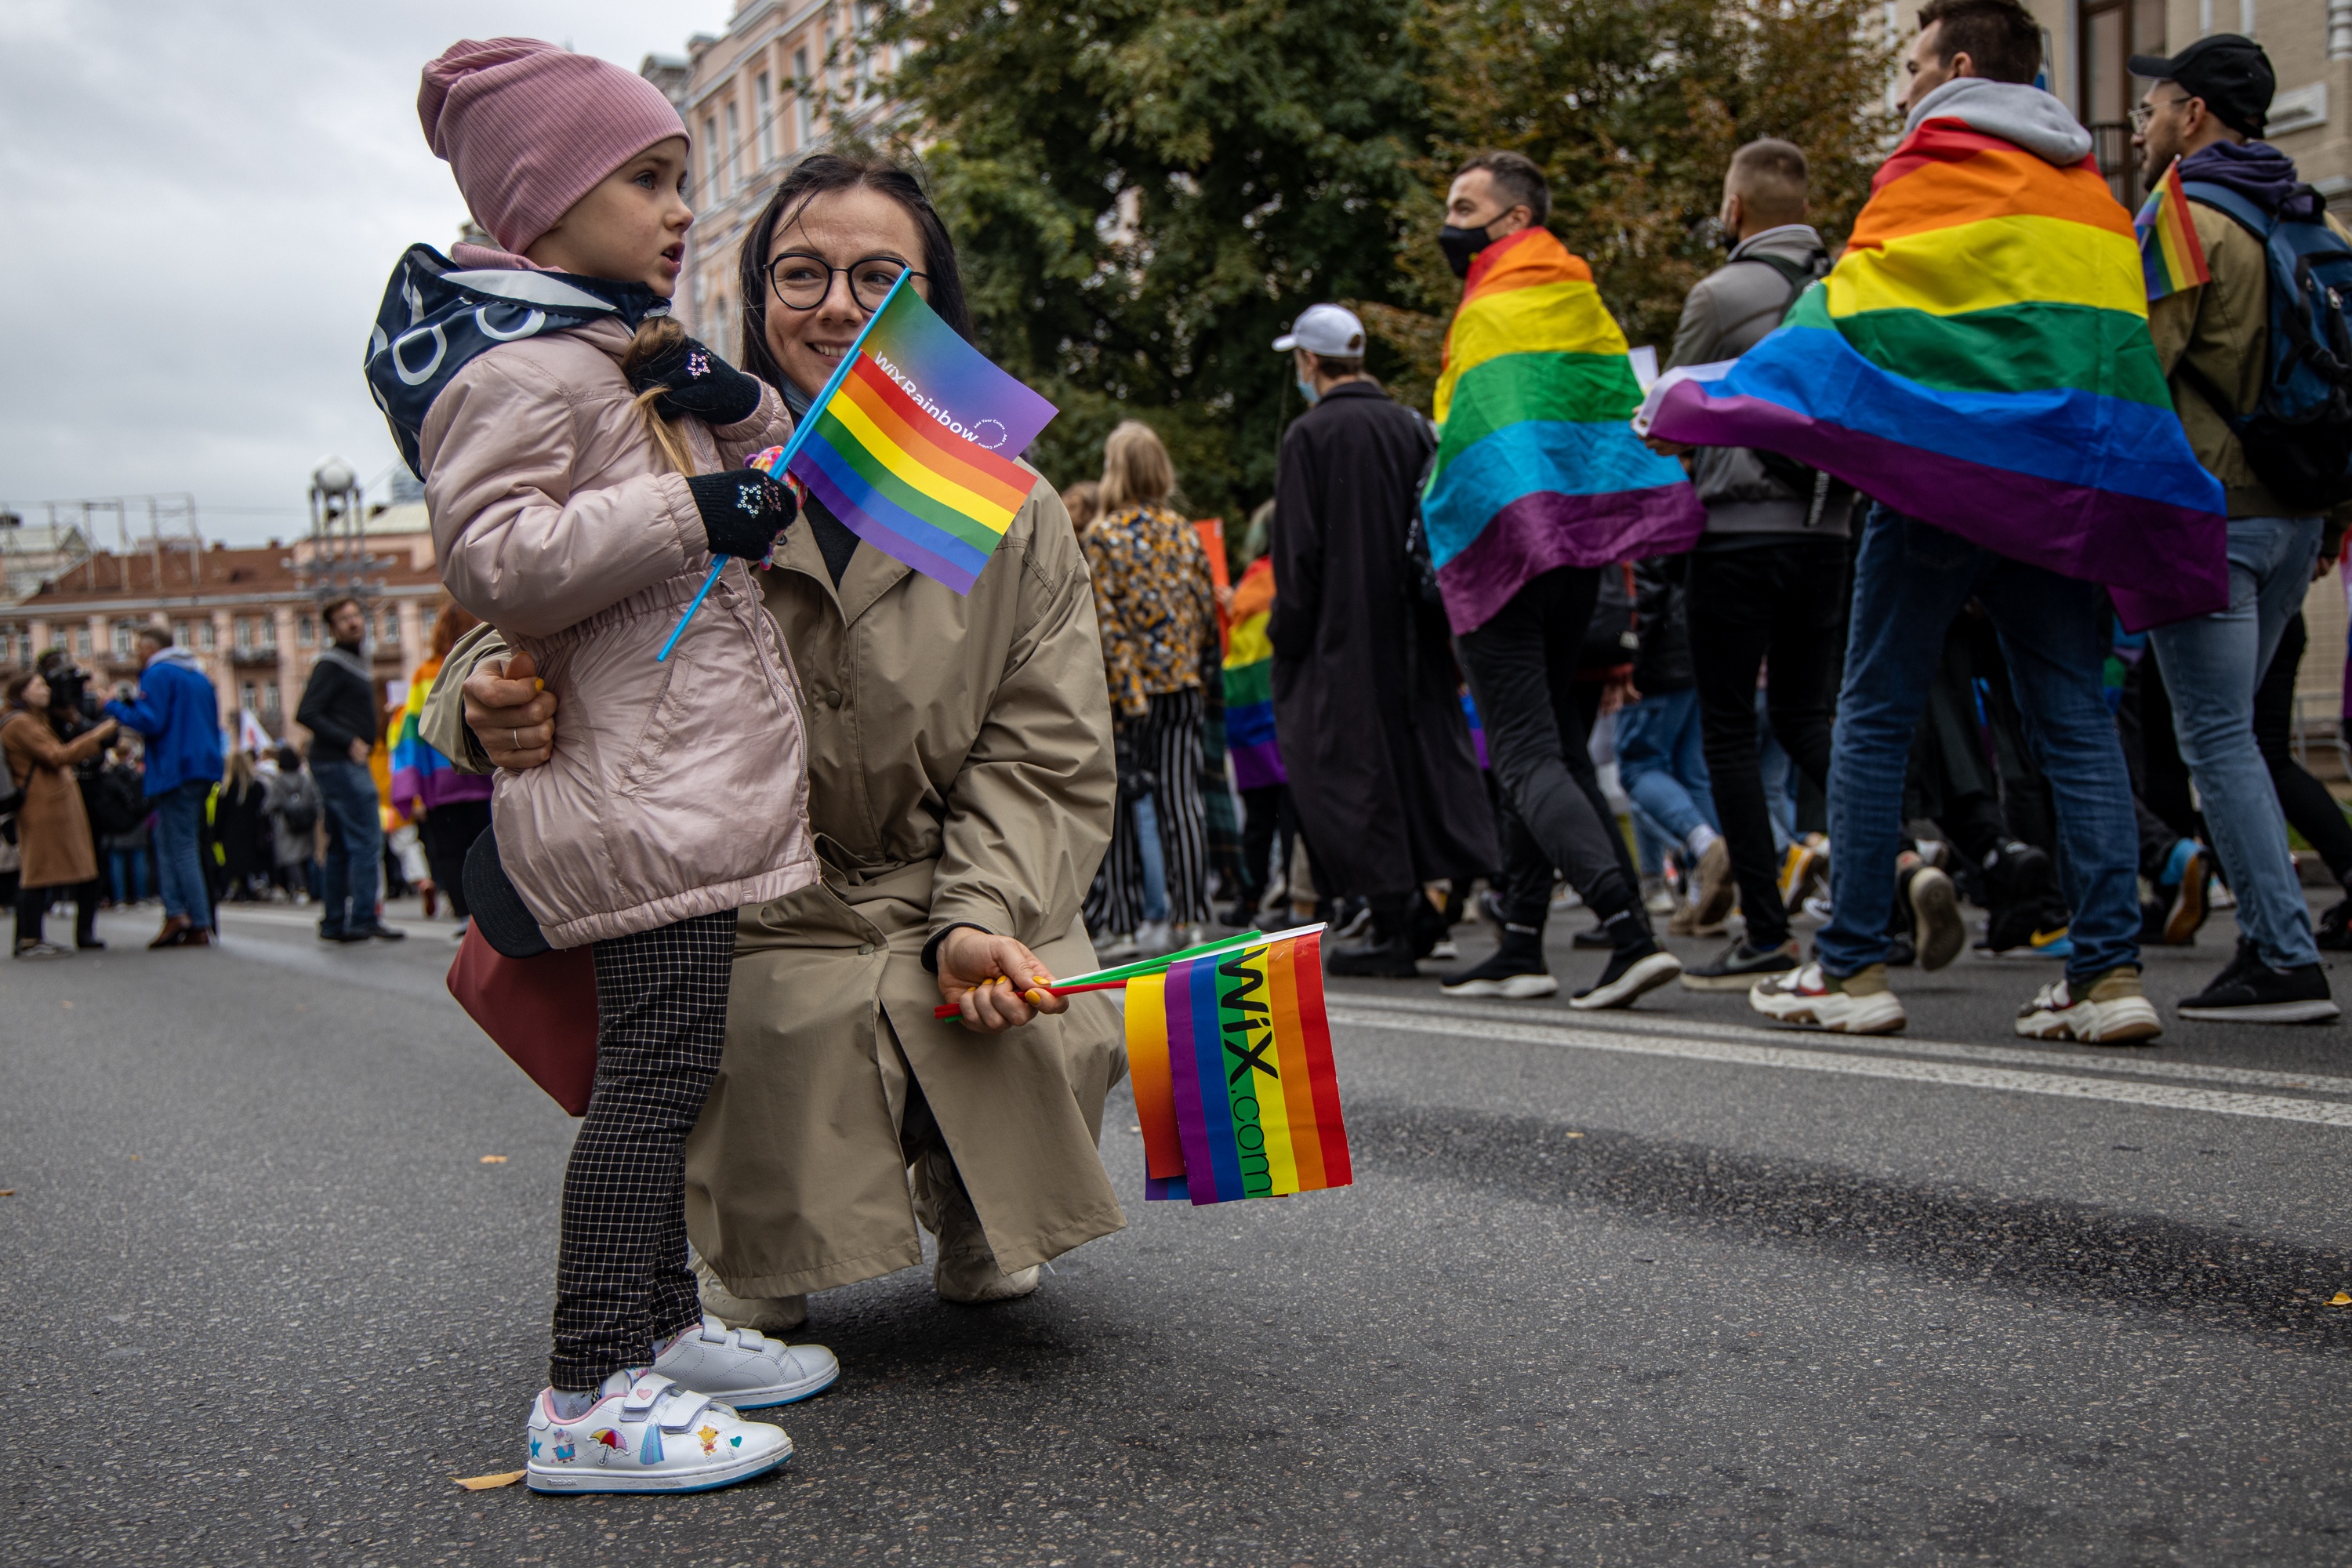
[654,1312,838,1408]
[524,1372,790,1494]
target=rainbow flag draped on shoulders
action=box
[1642,78,2226,630]
[1422,228,1704,634]
[764,274,1059,594]
[1221,557,1285,789]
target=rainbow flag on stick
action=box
[1127,931,1351,1205]
[1639,103,2226,631]
[775,272,1058,593]
[1422,227,1703,635]
[2136,158,2212,301]
[657,272,1056,657]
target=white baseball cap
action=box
[1272,303,1367,358]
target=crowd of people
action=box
[1121,6,2351,1047]
[0,591,508,956]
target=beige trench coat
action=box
[425,471,1125,1298]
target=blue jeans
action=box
[1131,792,1171,924]
[1615,687,1719,848]
[109,848,148,906]
[312,757,385,936]
[1820,507,2141,985]
[151,779,214,929]
[2148,515,2324,969]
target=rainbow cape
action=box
[1643,89,2227,630]
[1422,227,1704,633]
[769,275,1058,594]
[1127,931,1350,1205]
[1221,557,1285,789]
[2136,158,2212,301]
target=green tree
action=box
[877,0,1432,515]
[1365,0,1897,407]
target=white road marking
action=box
[1326,1003,2352,1129]
[1330,992,2352,1098]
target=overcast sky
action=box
[0,0,734,549]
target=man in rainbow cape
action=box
[1424,152,1704,1010]
[1646,0,2186,1044]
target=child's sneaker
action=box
[2014,967,2162,1044]
[1749,961,1906,1034]
[654,1312,837,1408]
[525,1372,789,1494]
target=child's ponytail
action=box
[620,316,697,478]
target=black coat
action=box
[1267,381,1498,898]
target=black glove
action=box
[687,470,799,559]
[628,333,764,426]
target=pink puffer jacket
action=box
[418,318,817,948]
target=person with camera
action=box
[103,624,224,948]
[3,668,118,956]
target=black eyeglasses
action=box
[764,252,925,311]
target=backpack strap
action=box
[2180,180,2279,243]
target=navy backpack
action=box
[2180,180,2352,510]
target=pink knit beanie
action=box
[419,38,689,256]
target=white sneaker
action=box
[1749,962,1907,1034]
[2015,971,2161,1044]
[1096,931,1140,960]
[1134,919,1174,954]
[525,1372,789,1494]
[654,1312,837,1408]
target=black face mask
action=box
[1438,223,1495,279]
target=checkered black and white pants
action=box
[550,910,735,1391]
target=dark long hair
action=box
[734,151,974,395]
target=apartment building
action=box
[0,528,443,746]
[647,1,904,350]
[2024,0,2352,205]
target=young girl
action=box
[368,38,833,1494]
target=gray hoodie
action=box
[1901,76,2093,167]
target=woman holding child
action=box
[422,142,1127,1428]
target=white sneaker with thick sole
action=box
[1749,962,1907,1034]
[2014,975,2162,1044]
[654,1312,838,1408]
[525,1373,789,1494]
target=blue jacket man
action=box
[105,628,223,946]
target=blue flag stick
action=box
[655,270,916,662]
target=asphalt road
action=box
[4,895,2349,1565]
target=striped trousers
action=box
[1087,685,1210,935]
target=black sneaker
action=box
[1440,934,1558,1000]
[1324,934,1420,978]
[1886,930,1918,967]
[1571,924,1616,949]
[2318,895,2352,953]
[2178,941,2340,1023]
[1568,940,1683,1011]
[1680,938,1799,992]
